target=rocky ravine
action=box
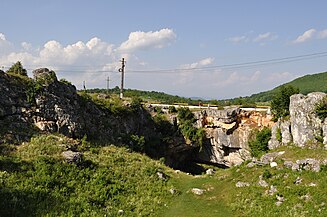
[193,108,274,167]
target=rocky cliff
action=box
[0,69,196,169]
[269,92,327,149]
[194,108,274,167]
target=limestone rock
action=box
[169,188,176,195]
[266,185,278,195]
[270,162,278,168]
[258,179,269,188]
[268,121,281,149]
[323,118,327,147]
[156,172,167,180]
[236,181,250,188]
[290,93,326,147]
[191,188,205,195]
[62,151,83,164]
[206,168,214,175]
[296,158,321,172]
[260,151,285,164]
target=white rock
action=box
[191,188,205,195]
[206,168,214,175]
[236,181,250,188]
[270,162,278,168]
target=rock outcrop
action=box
[269,92,327,149]
[0,69,196,169]
[194,108,273,167]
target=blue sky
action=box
[1,0,327,99]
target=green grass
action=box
[160,172,234,217]
[0,134,172,216]
[1,135,326,216]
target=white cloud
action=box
[21,42,32,50]
[293,28,316,43]
[253,32,278,42]
[118,28,176,52]
[318,29,327,39]
[180,57,214,69]
[228,35,248,43]
[267,71,293,82]
[0,33,13,54]
[0,33,6,41]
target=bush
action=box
[59,78,72,85]
[129,134,145,152]
[315,96,327,120]
[6,61,27,76]
[276,128,282,143]
[168,106,177,113]
[248,127,271,157]
[130,97,143,111]
[177,108,205,147]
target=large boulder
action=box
[290,93,326,147]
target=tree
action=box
[6,61,27,76]
[271,85,299,121]
[248,127,271,157]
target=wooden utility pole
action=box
[106,76,111,94]
[83,81,86,92]
[119,58,126,99]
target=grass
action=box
[0,134,172,216]
[1,134,326,216]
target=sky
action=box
[1,0,327,99]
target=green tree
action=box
[248,127,272,157]
[177,108,205,148]
[271,85,299,121]
[6,61,27,76]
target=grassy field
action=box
[1,134,326,216]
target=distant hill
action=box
[247,71,327,102]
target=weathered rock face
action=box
[194,108,273,167]
[269,92,327,149]
[0,69,196,169]
[290,93,326,147]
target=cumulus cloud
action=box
[0,32,13,54]
[21,42,32,50]
[227,35,248,43]
[253,32,278,42]
[180,57,214,69]
[118,28,176,52]
[318,29,327,39]
[293,28,316,43]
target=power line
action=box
[2,51,327,74]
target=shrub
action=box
[276,128,282,143]
[177,108,206,147]
[262,169,272,179]
[6,61,27,76]
[168,106,177,113]
[248,127,271,157]
[59,78,72,85]
[315,96,327,120]
[130,97,143,111]
[129,134,145,152]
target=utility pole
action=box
[119,58,126,99]
[106,76,111,94]
[83,81,86,92]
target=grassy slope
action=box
[1,134,326,216]
[248,71,327,102]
